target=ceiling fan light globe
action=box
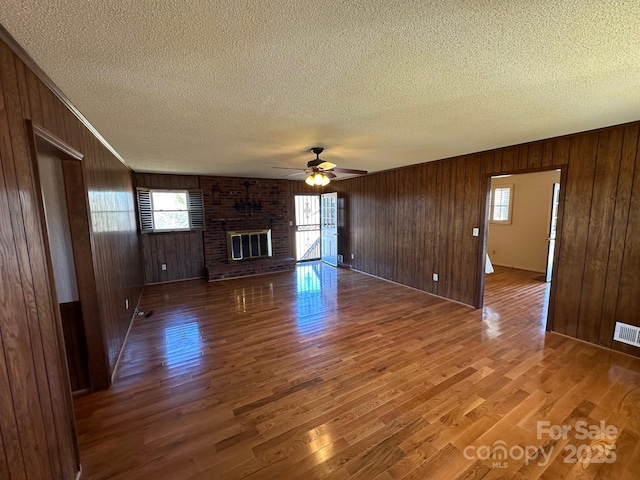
[305,175,315,186]
[320,175,331,186]
[314,173,324,185]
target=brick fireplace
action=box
[200,176,296,280]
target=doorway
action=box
[27,121,110,392]
[294,194,321,261]
[37,150,90,392]
[482,168,564,329]
[293,193,339,267]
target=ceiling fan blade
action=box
[282,171,306,177]
[318,161,336,170]
[273,166,305,171]
[333,168,368,175]
[325,171,337,179]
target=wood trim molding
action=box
[545,165,569,332]
[24,119,83,470]
[60,158,111,391]
[0,24,127,167]
[353,268,475,309]
[29,121,84,161]
[110,288,144,383]
[474,173,492,309]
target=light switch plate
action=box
[472,228,479,237]
[433,273,439,281]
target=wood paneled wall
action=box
[333,122,640,357]
[0,32,143,479]
[134,173,205,284]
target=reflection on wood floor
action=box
[74,263,640,479]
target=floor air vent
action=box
[613,322,640,348]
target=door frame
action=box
[26,120,110,391]
[293,194,321,262]
[475,165,568,332]
[545,182,561,282]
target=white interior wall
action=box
[488,169,561,273]
[38,152,79,303]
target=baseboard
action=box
[72,388,90,398]
[144,275,204,286]
[547,331,640,361]
[110,287,144,384]
[491,262,545,274]
[351,268,475,309]
[207,269,292,282]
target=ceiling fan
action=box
[274,147,368,186]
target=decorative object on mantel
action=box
[233,180,263,214]
[270,186,280,205]
[272,147,368,186]
[233,198,263,213]
[211,184,222,205]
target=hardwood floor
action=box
[74,264,640,479]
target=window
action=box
[489,184,513,224]
[136,188,204,233]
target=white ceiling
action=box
[1,1,639,179]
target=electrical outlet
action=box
[433,273,439,281]
[289,220,293,226]
[351,253,355,260]
[125,298,129,309]
[161,263,167,271]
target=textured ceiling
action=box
[1,1,639,179]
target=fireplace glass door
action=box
[227,230,272,261]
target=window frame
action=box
[151,189,190,232]
[489,184,514,225]
[136,187,205,234]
